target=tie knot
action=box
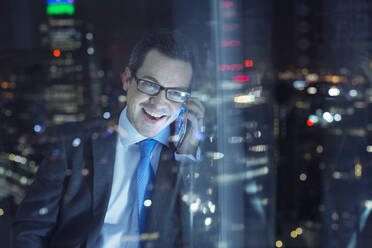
[139,139,157,158]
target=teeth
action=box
[144,109,164,118]
[149,112,163,118]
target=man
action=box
[13,30,204,248]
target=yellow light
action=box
[316,145,323,154]
[367,146,372,153]
[8,153,15,161]
[296,227,303,235]
[325,75,333,82]
[306,73,319,82]
[118,95,126,103]
[333,171,342,179]
[206,152,224,160]
[299,173,307,181]
[290,230,298,238]
[0,208,4,216]
[234,95,255,104]
[275,240,283,247]
[1,81,9,89]
[301,68,309,75]
[331,76,340,83]
[248,145,268,152]
[355,163,362,178]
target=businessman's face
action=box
[123,49,192,137]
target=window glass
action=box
[1,0,371,247]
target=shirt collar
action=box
[118,107,170,147]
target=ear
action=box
[122,67,132,92]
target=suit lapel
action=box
[85,125,119,246]
[145,145,181,244]
[91,130,117,217]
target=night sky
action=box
[0,0,209,74]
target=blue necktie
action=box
[137,139,157,235]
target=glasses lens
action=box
[167,89,190,103]
[137,80,159,95]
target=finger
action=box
[187,107,204,120]
[187,98,205,115]
[185,111,200,129]
[185,101,205,119]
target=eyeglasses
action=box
[133,75,190,103]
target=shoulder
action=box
[39,114,120,171]
[53,113,119,139]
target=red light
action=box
[220,40,241,47]
[245,60,254,68]
[109,45,118,53]
[220,1,234,8]
[53,49,61,57]
[232,75,249,82]
[218,64,243,71]
[306,120,314,127]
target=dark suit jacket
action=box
[12,119,191,248]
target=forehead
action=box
[136,49,192,89]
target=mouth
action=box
[142,108,167,121]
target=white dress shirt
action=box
[100,107,170,248]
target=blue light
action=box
[47,0,74,5]
[34,125,42,133]
[103,112,111,119]
[72,138,81,147]
[293,80,307,90]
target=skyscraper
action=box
[41,0,100,124]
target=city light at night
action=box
[1,0,372,247]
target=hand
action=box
[177,97,205,156]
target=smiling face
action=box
[123,49,193,137]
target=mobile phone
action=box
[175,107,187,148]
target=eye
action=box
[168,90,189,102]
[170,90,187,97]
[139,80,158,93]
[170,91,182,97]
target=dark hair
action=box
[128,29,195,89]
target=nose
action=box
[149,89,168,105]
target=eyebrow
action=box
[141,75,160,84]
[140,75,189,90]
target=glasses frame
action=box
[133,75,191,103]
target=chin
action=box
[134,110,176,138]
[136,125,162,138]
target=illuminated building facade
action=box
[275,0,372,246]
[320,1,372,247]
[210,0,275,246]
[41,0,100,124]
[169,1,276,246]
[0,52,46,246]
